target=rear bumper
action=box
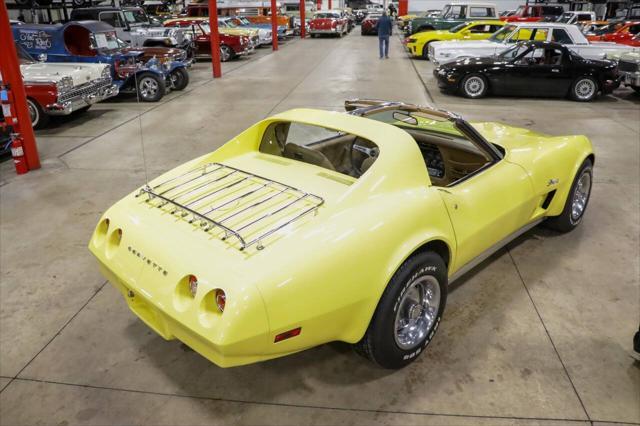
[94,257,272,368]
[46,82,119,115]
[310,28,339,34]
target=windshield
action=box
[16,43,35,64]
[314,13,340,18]
[594,22,622,35]
[449,22,468,33]
[220,18,238,28]
[557,12,573,23]
[514,5,525,16]
[124,9,150,24]
[90,31,120,51]
[488,24,516,41]
[499,43,530,60]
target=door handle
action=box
[551,68,560,73]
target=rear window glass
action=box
[259,122,378,178]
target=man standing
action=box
[376,11,393,59]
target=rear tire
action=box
[570,76,598,102]
[220,45,234,62]
[170,67,189,91]
[421,41,436,60]
[546,158,593,232]
[354,251,447,369]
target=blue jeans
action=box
[379,36,389,58]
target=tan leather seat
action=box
[283,143,336,171]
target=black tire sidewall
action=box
[368,252,447,369]
[136,73,164,102]
[571,76,598,102]
[460,73,488,99]
[27,98,48,129]
[171,68,189,90]
[567,161,593,227]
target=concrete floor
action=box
[0,31,638,426]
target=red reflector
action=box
[274,327,301,343]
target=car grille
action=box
[618,60,639,73]
[58,78,112,103]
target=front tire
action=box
[546,158,593,232]
[27,98,49,130]
[354,251,447,369]
[421,41,436,60]
[136,73,165,102]
[460,73,488,99]
[220,45,234,62]
[170,67,189,91]
[570,76,598,102]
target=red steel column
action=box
[316,0,321,11]
[0,0,40,171]
[398,0,408,16]
[271,0,278,50]
[207,0,222,78]
[328,0,331,9]
[299,0,305,38]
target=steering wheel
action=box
[350,140,379,176]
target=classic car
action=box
[579,21,611,35]
[556,11,597,25]
[89,98,594,369]
[164,17,260,48]
[163,19,253,61]
[620,32,640,46]
[141,0,177,21]
[13,21,181,102]
[616,51,640,92]
[69,7,194,57]
[397,13,417,29]
[429,23,635,65]
[226,16,288,40]
[116,42,191,91]
[501,4,565,22]
[309,10,348,37]
[405,2,498,35]
[184,4,292,28]
[15,43,118,128]
[587,21,640,43]
[434,41,619,101]
[360,12,382,35]
[404,20,505,58]
[217,17,264,46]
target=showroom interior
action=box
[0,0,639,424]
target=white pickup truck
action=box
[430,22,635,65]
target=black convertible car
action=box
[434,41,620,102]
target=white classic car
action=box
[429,22,636,65]
[17,44,118,129]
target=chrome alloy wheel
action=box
[220,46,232,62]
[575,78,596,100]
[570,170,591,223]
[464,76,485,97]
[394,275,441,350]
[138,77,159,100]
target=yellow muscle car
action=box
[163,17,260,46]
[89,99,594,369]
[404,20,505,59]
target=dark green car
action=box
[406,3,499,35]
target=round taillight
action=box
[188,275,198,297]
[215,289,226,312]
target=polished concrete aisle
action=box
[0,31,638,426]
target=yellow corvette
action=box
[404,20,505,59]
[89,99,594,369]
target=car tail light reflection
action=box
[274,327,301,343]
[215,289,226,312]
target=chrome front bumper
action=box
[46,81,119,116]
[620,71,640,87]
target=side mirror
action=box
[37,53,47,62]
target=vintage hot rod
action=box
[13,21,190,102]
[89,99,594,369]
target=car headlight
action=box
[101,65,111,80]
[56,76,74,94]
[242,36,249,43]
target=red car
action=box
[501,4,564,22]
[309,11,348,37]
[587,21,640,43]
[620,33,640,46]
[164,19,253,61]
[361,13,382,35]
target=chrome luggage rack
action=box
[136,163,325,251]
